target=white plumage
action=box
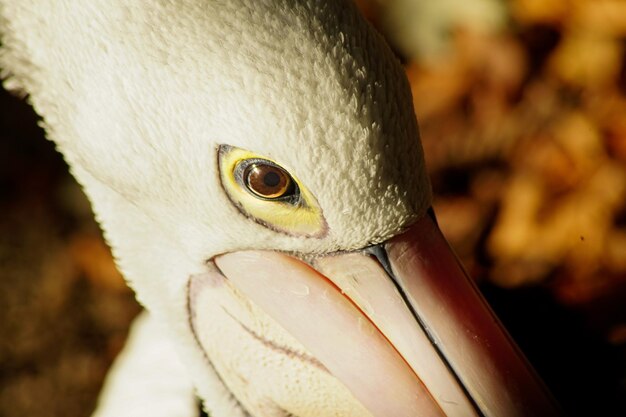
[1,1,431,415]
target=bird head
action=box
[0,1,558,416]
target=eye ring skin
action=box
[217,145,328,238]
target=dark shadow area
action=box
[481,282,626,417]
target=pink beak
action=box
[209,211,561,417]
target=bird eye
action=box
[218,145,326,237]
[242,162,296,200]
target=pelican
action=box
[0,1,561,416]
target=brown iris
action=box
[244,163,294,199]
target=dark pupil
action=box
[263,171,281,187]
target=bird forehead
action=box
[59,0,421,204]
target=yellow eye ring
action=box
[218,145,327,238]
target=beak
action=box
[212,211,561,417]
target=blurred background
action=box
[1,0,625,415]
